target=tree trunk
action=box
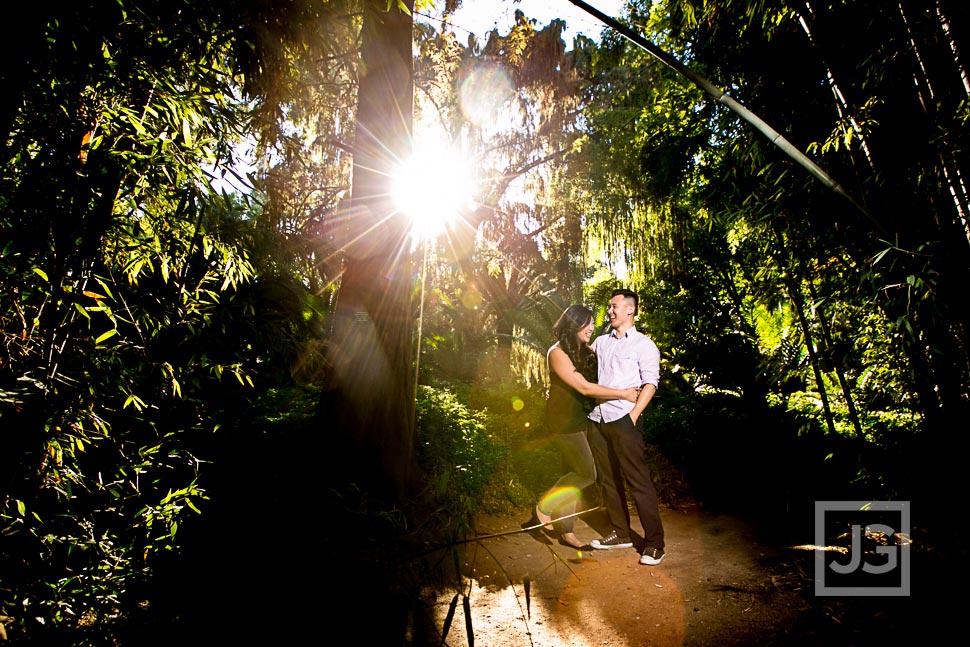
[322,0,418,500]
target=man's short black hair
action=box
[611,288,639,314]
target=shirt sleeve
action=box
[639,336,661,388]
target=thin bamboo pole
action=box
[565,0,884,234]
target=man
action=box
[587,288,665,565]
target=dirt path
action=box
[421,502,819,646]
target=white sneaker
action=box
[590,531,633,550]
[639,547,665,565]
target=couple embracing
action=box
[534,288,666,566]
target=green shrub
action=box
[464,382,554,512]
[415,386,506,526]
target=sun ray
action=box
[392,137,477,245]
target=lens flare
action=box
[459,64,514,128]
[537,486,582,515]
[460,284,483,310]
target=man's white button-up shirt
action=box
[588,327,660,424]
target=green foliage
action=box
[777,387,921,495]
[0,2,345,643]
[567,1,970,545]
[2,0,968,641]
[414,382,543,532]
[415,385,507,528]
[465,381,552,511]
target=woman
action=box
[535,305,639,549]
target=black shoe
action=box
[559,538,593,551]
[521,516,552,544]
[639,547,665,565]
[590,530,633,550]
[558,533,589,550]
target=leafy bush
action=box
[415,386,506,527]
[464,381,554,512]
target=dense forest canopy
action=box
[1,0,967,644]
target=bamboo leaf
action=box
[440,593,459,646]
[462,594,474,647]
[95,329,118,345]
[523,575,531,619]
[123,393,146,411]
[94,277,115,300]
[32,267,49,282]
[452,548,462,586]
[127,112,148,136]
[182,117,193,147]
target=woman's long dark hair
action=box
[552,305,598,382]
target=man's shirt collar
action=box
[610,326,636,339]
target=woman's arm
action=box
[549,346,638,402]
